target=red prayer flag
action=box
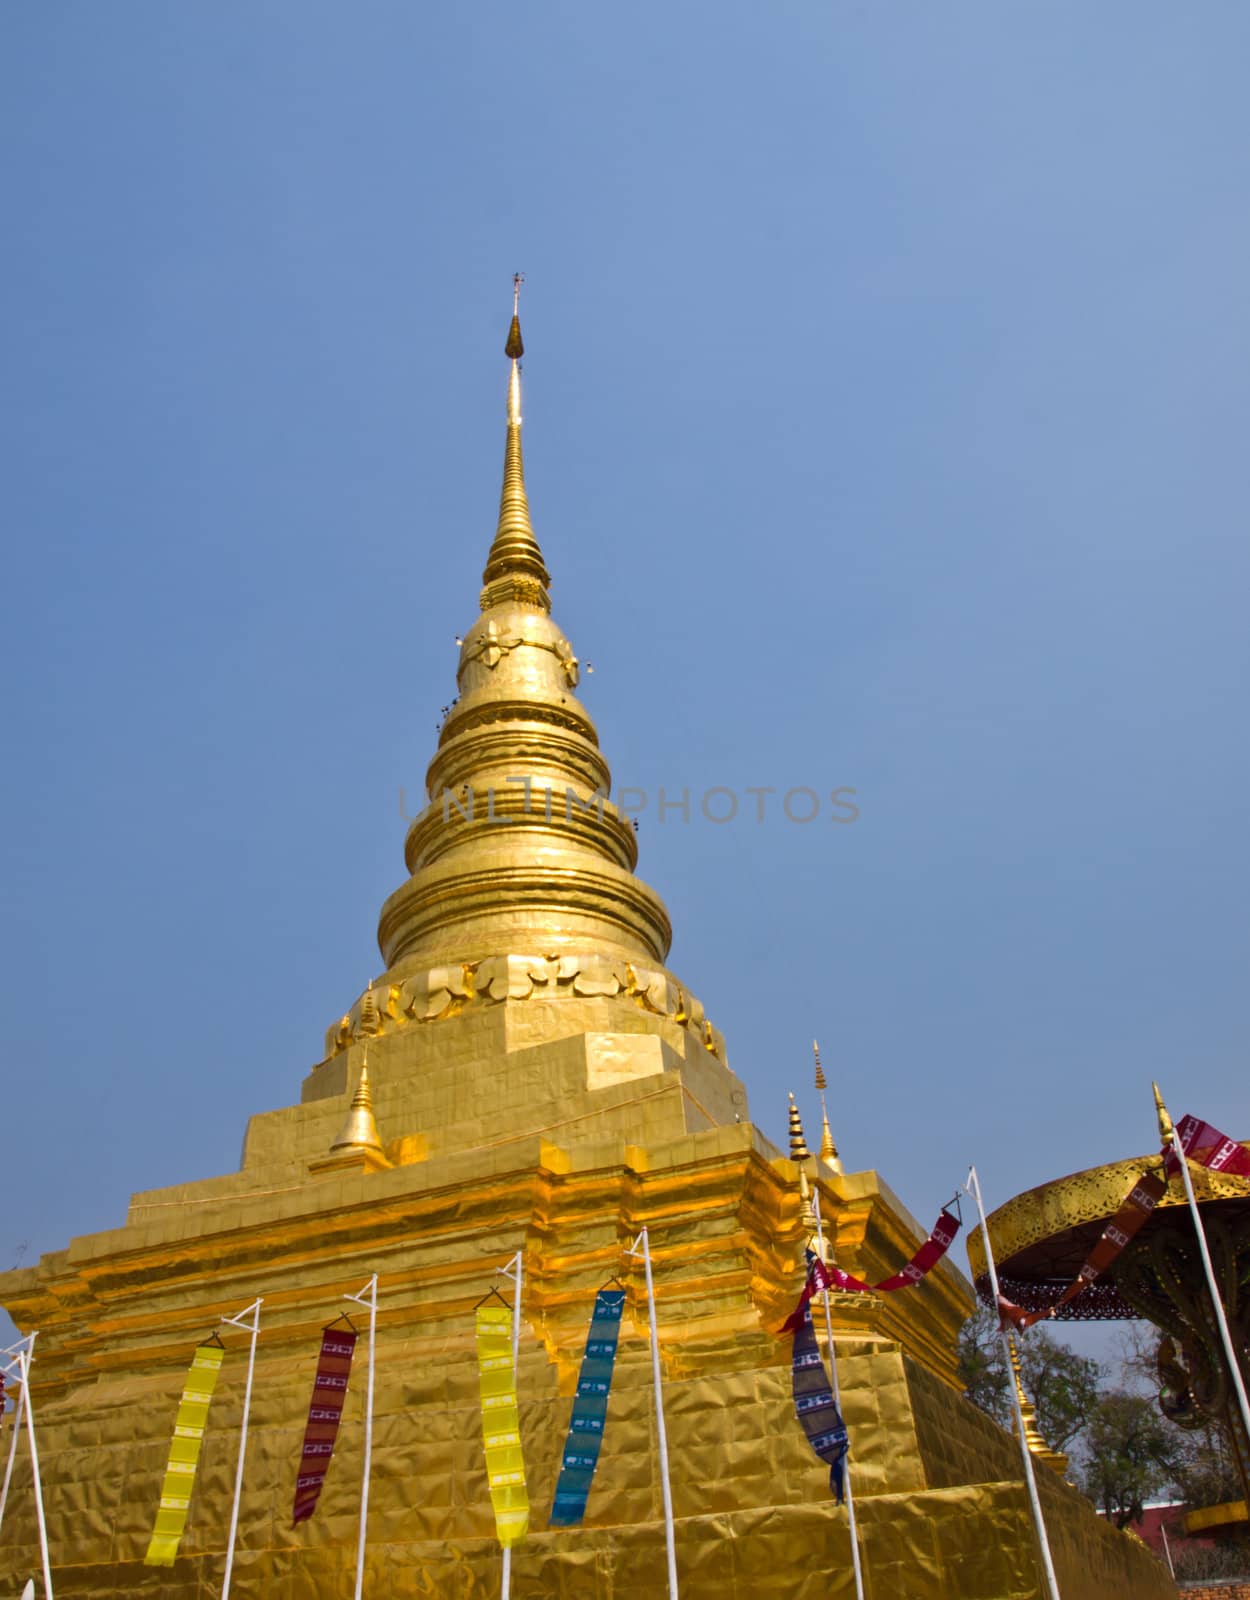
[1166,1114,1250,1181]
[293,1327,357,1525]
[781,1207,961,1332]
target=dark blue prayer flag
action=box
[789,1256,849,1504]
[548,1288,626,1527]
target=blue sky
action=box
[2,4,1247,1362]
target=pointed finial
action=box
[505,273,524,359]
[787,1092,811,1161]
[1008,1334,1059,1462]
[813,1040,843,1173]
[481,278,551,612]
[330,1060,384,1153]
[797,1161,818,1232]
[358,979,381,1037]
[1153,1083,1175,1148]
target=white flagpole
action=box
[966,1166,1060,1600]
[344,1275,378,1600]
[1159,1519,1176,1580]
[811,1189,865,1600]
[498,1251,524,1600]
[629,1228,678,1600]
[1165,1122,1250,1450]
[15,1342,53,1599]
[219,1298,263,1600]
[0,1342,31,1534]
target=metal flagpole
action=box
[629,1228,679,1600]
[1159,1519,1176,1581]
[0,1341,32,1534]
[498,1251,524,1600]
[966,1166,1061,1600]
[219,1298,263,1600]
[1162,1117,1250,1451]
[15,1341,54,1599]
[344,1275,378,1600]
[812,1189,866,1600]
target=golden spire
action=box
[331,1060,384,1154]
[1009,1335,1069,1474]
[376,294,673,975]
[797,1162,818,1236]
[787,1093,822,1244]
[813,1039,843,1174]
[787,1092,811,1161]
[481,275,551,612]
[1153,1082,1175,1148]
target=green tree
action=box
[1078,1390,1185,1528]
[958,1309,1102,1451]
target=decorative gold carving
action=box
[554,635,579,687]
[458,621,580,684]
[478,574,548,612]
[358,979,381,1036]
[968,1153,1250,1278]
[321,953,727,1066]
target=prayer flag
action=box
[476,1304,529,1547]
[549,1288,625,1527]
[293,1326,358,1525]
[826,1207,961,1295]
[144,1342,225,1566]
[789,1257,848,1504]
[1167,1114,1250,1181]
[783,1206,961,1332]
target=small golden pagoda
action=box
[0,294,1172,1599]
[1008,1337,1070,1480]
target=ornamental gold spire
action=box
[331,1061,384,1154]
[813,1039,843,1174]
[1153,1082,1175,1148]
[481,275,551,613]
[376,289,673,975]
[1009,1335,1069,1475]
[788,1092,811,1161]
[786,1093,821,1241]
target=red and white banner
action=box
[293,1326,358,1525]
[827,1209,961,1295]
[782,1206,961,1331]
[1166,1114,1250,1181]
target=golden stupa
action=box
[0,294,1172,1599]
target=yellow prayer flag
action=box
[144,1342,225,1567]
[475,1305,529,1547]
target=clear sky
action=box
[2,4,1247,1362]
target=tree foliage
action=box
[957,1309,1102,1451]
[959,1311,1246,1529]
[1078,1390,1186,1527]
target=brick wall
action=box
[1178,1584,1250,1599]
